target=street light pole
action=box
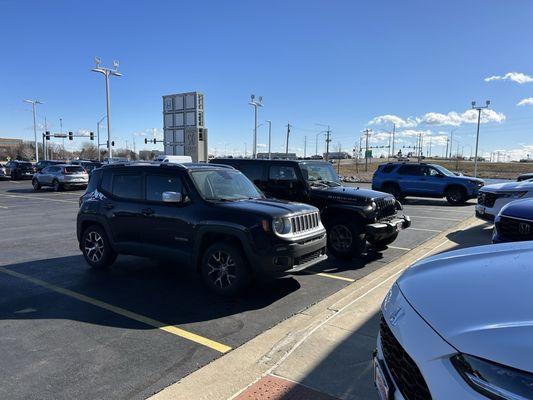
[97,115,106,162]
[92,57,122,162]
[471,100,490,178]
[266,120,272,159]
[249,94,263,159]
[24,99,43,162]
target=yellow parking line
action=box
[387,245,412,251]
[0,266,232,354]
[0,193,78,204]
[316,272,355,282]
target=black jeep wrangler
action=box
[77,162,327,295]
[212,159,410,259]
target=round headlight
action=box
[273,217,291,235]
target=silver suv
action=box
[32,164,88,191]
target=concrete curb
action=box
[150,216,483,400]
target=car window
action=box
[64,166,85,174]
[111,174,143,200]
[398,165,421,176]
[380,164,396,174]
[41,167,50,174]
[100,170,112,193]
[86,169,101,193]
[238,163,263,182]
[146,174,184,202]
[269,166,297,181]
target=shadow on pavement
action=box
[401,198,475,207]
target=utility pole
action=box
[449,130,453,159]
[325,126,331,161]
[428,135,432,158]
[391,123,396,158]
[471,100,490,178]
[96,116,106,162]
[304,136,307,158]
[249,94,263,159]
[363,128,372,172]
[285,123,291,156]
[266,120,272,159]
[315,133,320,157]
[445,137,449,160]
[44,117,48,160]
[24,99,43,162]
[60,117,64,149]
[92,57,122,162]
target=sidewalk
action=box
[151,217,486,400]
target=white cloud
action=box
[460,109,506,124]
[517,97,533,106]
[485,72,533,84]
[419,112,463,126]
[368,114,418,128]
[257,143,267,149]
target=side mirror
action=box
[162,191,182,203]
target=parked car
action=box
[32,164,88,191]
[153,155,193,163]
[372,162,484,205]
[4,160,35,180]
[476,180,533,222]
[517,172,533,182]
[34,160,65,172]
[374,242,533,400]
[0,163,7,179]
[492,198,533,243]
[77,162,327,295]
[70,160,103,173]
[212,159,410,259]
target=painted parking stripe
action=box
[0,266,232,354]
[408,227,442,233]
[316,272,355,282]
[408,215,463,222]
[402,206,473,214]
[387,245,412,251]
[0,193,78,204]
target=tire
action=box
[326,218,366,259]
[382,183,404,201]
[81,224,117,269]
[445,186,466,205]
[368,232,399,251]
[32,179,41,191]
[200,242,251,296]
[52,179,62,192]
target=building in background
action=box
[162,91,208,162]
[325,151,351,160]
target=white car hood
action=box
[482,180,533,192]
[397,242,533,372]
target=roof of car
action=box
[100,161,234,171]
[212,158,327,164]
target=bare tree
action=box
[79,142,99,160]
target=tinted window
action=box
[112,174,142,200]
[146,174,183,202]
[41,167,50,174]
[238,163,263,182]
[86,169,102,192]
[380,164,396,174]
[100,170,112,193]
[64,166,85,173]
[398,165,421,175]
[269,166,297,181]
[49,166,61,173]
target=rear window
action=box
[238,163,263,182]
[397,165,421,175]
[380,164,396,174]
[269,166,297,181]
[86,169,102,193]
[64,166,85,173]
[111,174,143,200]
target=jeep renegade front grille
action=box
[290,212,320,234]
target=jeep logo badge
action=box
[519,222,531,235]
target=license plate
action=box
[374,358,390,400]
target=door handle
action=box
[141,208,155,216]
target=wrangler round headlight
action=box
[272,217,291,235]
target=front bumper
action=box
[366,215,411,242]
[375,284,481,399]
[251,230,327,278]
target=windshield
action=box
[432,165,455,177]
[191,169,263,201]
[300,162,342,187]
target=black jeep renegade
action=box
[77,162,327,295]
[212,159,410,259]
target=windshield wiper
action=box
[317,179,342,187]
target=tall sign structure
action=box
[162,91,208,162]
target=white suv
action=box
[476,179,533,222]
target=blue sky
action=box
[1,0,533,159]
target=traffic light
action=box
[45,131,50,140]
[145,138,157,144]
[68,131,73,141]
[89,132,94,141]
[112,140,115,147]
[144,138,148,144]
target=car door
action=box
[141,172,193,262]
[38,166,50,184]
[420,165,446,195]
[99,169,145,252]
[265,164,300,200]
[396,164,423,195]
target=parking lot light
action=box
[24,99,43,162]
[249,94,263,159]
[471,100,490,178]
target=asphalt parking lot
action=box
[0,179,488,400]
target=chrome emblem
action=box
[389,307,405,327]
[519,222,531,235]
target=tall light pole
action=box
[92,57,122,162]
[472,100,490,177]
[249,94,263,159]
[96,115,107,161]
[24,99,43,162]
[315,123,332,161]
[265,120,272,159]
